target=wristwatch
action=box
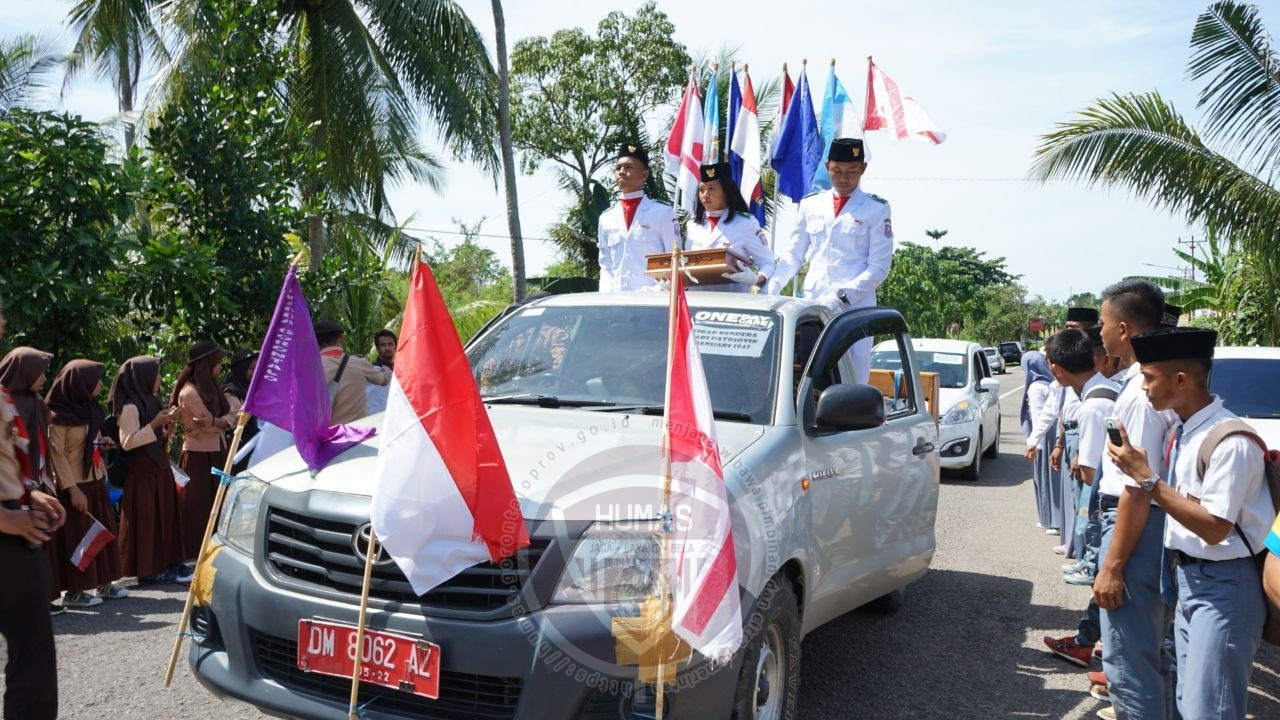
[836,289,850,305]
[1138,476,1160,493]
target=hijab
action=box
[1019,350,1054,433]
[108,356,167,466]
[170,342,230,417]
[221,349,257,402]
[0,347,54,451]
[45,359,107,476]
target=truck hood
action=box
[255,407,765,521]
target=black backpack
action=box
[100,415,128,489]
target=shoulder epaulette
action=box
[868,193,888,205]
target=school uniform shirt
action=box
[179,385,236,453]
[117,404,159,451]
[0,394,23,501]
[1073,373,1121,476]
[769,188,893,308]
[1028,382,1063,448]
[48,424,103,489]
[322,348,392,425]
[1023,381,1050,439]
[1099,361,1173,498]
[685,212,775,294]
[597,192,681,292]
[1164,397,1270,560]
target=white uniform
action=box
[597,192,681,292]
[770,188,893,382]
[685,212,775,294]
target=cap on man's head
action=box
[699,162,731,183]
[828,138,867,163]
[187,340,223,365]
[617,143,649,165]
[1066,307,1099,324]
[314,320,344,341]
[1161,303,1183,328]
[1132,327,1216,364]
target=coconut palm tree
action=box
[492,0,526,301]
[0,34,63,112]
[1031,1,1280,259]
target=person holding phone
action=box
[1108,327,1270,720]
[1093,279,1177,719]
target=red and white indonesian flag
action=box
[664,73,706,214]
[864,58,946,145]
[371,260,530,596]
[664,276,743,663]
[729,71,764,218]
[71,517,115,572]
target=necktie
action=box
[833,194,850,216]
[621,197,642,230]
[708,216,720,231]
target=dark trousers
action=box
[0,534,58,719]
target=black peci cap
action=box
[828,137,866,163]
[1161,303,1183,328]
[1066,307,1099,324]
[1132,327,1216,363]
[699,162,732,182]
[314,320,344,340]
[617,143,649,165]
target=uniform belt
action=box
[1099,494,1119,511]
[1063,421,1080,431]
[1173,549,1249,566]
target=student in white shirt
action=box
[684,162,774,293]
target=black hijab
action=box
[108,356,167,466]
[221,349,258,401]
[45,359,107,476]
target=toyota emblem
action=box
[351,523,394,566]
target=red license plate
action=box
[296,619,441,699]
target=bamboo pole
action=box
[654,246,684,719]
[347,530,380,719]
[164,412,250,687]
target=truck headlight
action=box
[216,476,268,555]
[941,401,977,425]
[553,521,663,605]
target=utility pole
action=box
[1177,235,1201,282]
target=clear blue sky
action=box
[5,0,1266,301]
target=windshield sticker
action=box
[931,354,964,365]
[692,311,774,357]
[521,307,546,317]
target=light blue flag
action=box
[811,64,857,192]
[702,67,721,163]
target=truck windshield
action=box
[467,304,781,424]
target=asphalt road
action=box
[8,365,1280,719]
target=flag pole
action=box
[769,63,789,294]
[347,531,379,719]
[164,249,305,688]
[163,412,251,687]
[654,246,683,720]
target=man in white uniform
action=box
[596,144,681,292]
[769,138,893,383]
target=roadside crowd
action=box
[1020,279,1279,720]
[0,293,397,719]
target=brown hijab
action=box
[108,356,166,466]
[0,347,54,450]
[170,341,230,417]
[45,359,107,476]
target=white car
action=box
[872,339,1002,480]
[1211,346,1280,450]
[983,346,1006,374]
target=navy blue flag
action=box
[727,68,743,187]
[769,68,823,203]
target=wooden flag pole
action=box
[347,530,380,719]
[164,411,250,687]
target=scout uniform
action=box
[315,320,392,425]
[685,163,775,294]
[597,145,681,292]
[1136,328,1270,720]
[769,138,893,383]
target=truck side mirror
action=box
[814,384,885,433]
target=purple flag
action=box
[244,267,375,472]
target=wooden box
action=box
[866,369,941,424]
[646,248,748,286]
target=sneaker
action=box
[175,571,194,584]
[1088,670,1108,686]
[1090,683,1110,702]
[1097,707,1116,719]
[137,572,172,586]
[1053,544,1068,555]
[1043,635,1093,668]
[49,603,65,616]
[62,591,103,608]
[1061,559,1086,573]
[1046,528,1061,536]
[1092,645,1103,661]
[1064,570,1095,586]
[98,583,129,600]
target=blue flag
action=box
[727,68,743,186]
[769,68,823,203]
[702,68,721,163]
[811,65,856,192]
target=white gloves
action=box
[649,278,671,292]
[721,269,761,286]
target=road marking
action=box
[1000,387,1022,400]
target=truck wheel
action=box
[983,417,1001,459]
[732,578,800,720]
[959,432,982,481]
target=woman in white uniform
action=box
[685,163,775,293]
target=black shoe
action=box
[138,572,171,586]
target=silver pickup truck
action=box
[190,292,940,720]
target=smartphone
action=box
[1105,417,1122,446]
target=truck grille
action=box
[251,628,521,719]
[264,507,549,615]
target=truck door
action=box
[796,308,939,629]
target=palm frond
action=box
[0,33,64,111]
[1030,91,1280,254]
[1188,1,1280,175]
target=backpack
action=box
[100,415,128,489]
[1193,419,1280,645]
